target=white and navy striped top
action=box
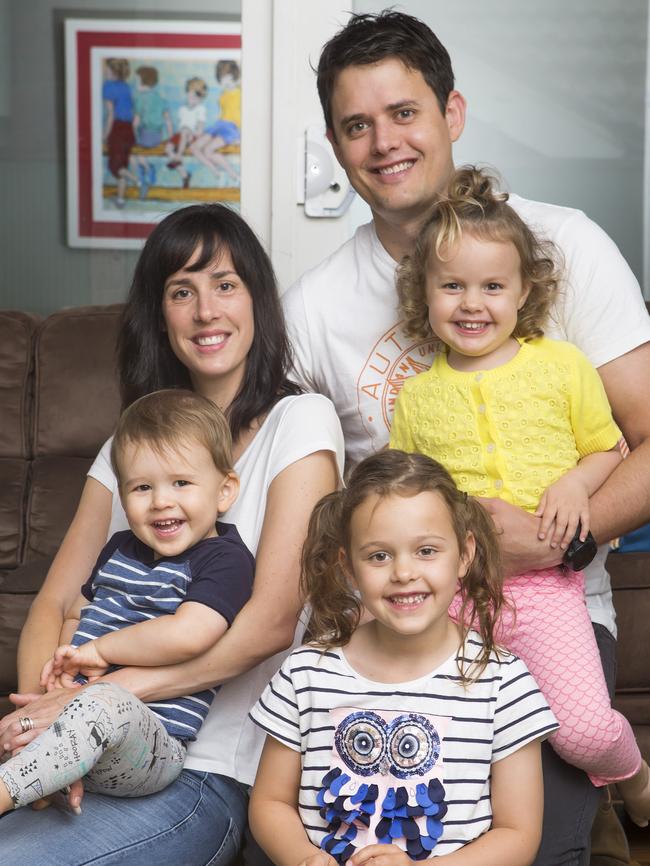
[250,633,558,858]
[78,524,254,741]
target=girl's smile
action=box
[343,490,474,650]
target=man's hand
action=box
[535,475,590,549]
[478,498,563,577]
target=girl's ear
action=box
[458,532,476,579]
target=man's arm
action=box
[589,342,650,542]
[484,342,650,574]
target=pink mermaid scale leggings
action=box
[449,567,641,786]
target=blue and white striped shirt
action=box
[78,524,254,740]
[250,634,558,857]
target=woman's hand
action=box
[0,687,83,757]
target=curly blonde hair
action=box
[398,166,560,343]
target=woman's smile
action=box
[162,246,254,404]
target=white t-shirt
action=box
[250,633,558,859]
[88,393,345,785]
[178,103,206,134]
[283,197,650,637]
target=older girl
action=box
[250,450,558,865]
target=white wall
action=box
[352,0,647,290]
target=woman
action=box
[0,205,344,864]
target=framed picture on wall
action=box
[65,18,241,249]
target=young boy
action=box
[0,389,254,812]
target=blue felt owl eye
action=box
[334,711,387,777]
[386,713,441,779]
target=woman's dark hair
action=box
[117,204,300,441]
[317,10,455,133]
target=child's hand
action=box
[52,641,110,681]
[535,475,590,550]
[296,854,337,866]
[40,656,58,692]
[347,843,415,864]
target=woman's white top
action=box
[88,392,345,785]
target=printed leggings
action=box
[0,683,186,808]
[449,567,641,786]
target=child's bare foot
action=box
[618,759,650,827]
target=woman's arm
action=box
[17,477,112,693]
[106,450,339,702]
[249,735,334,866]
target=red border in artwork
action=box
[72,28,240,242]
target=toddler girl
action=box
[390,166,650,825]
[0,389,253,812]
[249,449,558,864]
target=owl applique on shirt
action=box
[317,707,449,862]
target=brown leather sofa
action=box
[0,303,648,759]
[0,305,122,713]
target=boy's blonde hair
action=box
[110,389,233,485]
[398,166,560,343]
[186,77,208,99]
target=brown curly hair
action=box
[301,449,505,683]
[398,165,560,343]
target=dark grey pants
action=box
[532,622,618,866]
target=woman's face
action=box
[162,244,254,407]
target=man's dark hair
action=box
[317,10,455,132]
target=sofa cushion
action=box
[0,556,52,695]
[0,311,40,459]
[0,459,29,568]
[33,305,123,457]
[24,456,94,560]
[608,552,650,693]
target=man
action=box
[283,10,650,866]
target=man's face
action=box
[327,59,465,229]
